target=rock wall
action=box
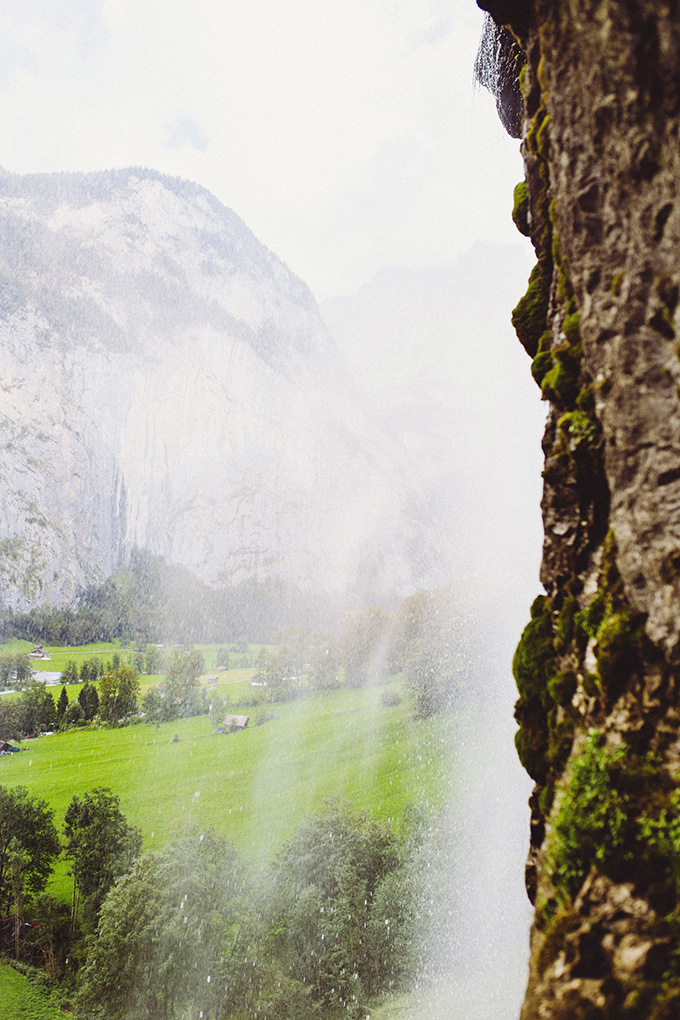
[478,1,680,1016]
[0,168,434,609]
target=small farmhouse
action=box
[217,714,249,734]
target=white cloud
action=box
[164,115,209,152]
[0,1,524,299]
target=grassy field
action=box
[0,678,458,900]
[0,963,63,1020]
[2,638,265,679]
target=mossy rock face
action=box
[595,608,646,701]
[512,180,531,236]
[545,731,680,921]
[531,349,553,386]
[515,719,549,784]
[512,262,550,358]
[513,595,555,702]
[547,668,577,707]
[540,341,581,406]
[513,595,556,784]
[562,309,581,346]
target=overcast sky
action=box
[0,0,527,301]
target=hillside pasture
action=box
[0,964,63,1020]
[0,681,456,901]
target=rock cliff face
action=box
[479,1,680,1016]
[0,167,432,609]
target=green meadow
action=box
[0,963,63,1020]
[0,678,457,900]
[3,638,264,679]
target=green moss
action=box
[571,535,646,701]
[513,594,580,786]
[538,780,555,817]
[531,350,554,386]
[536,904,581,961]
[582,672,599,697]
[595,608,645,695]
[555,597,579,652]
[513,595,555,784]
[514,724,549,785]
[513,596,555,702]
[547,732,633,902]
[562,309,581,346]
[545,711,575,764]
[548,669,577,707]
[512,180,530,236]
[576,383,596,413]
[540,346,581,405]
[557,409,601,451]
[535,300,584,406]
[512,263,550,358]
[547,729,680,913]
[526,108,551,158]
[535,113,551,157]
[576,594,605,642]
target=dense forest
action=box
[0,785,439,1020]
[0,550,345,646]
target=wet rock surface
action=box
[481,0,680,1015]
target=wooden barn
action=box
[217,714,250,734]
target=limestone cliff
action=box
[478,1,680,1016]
[0,167,433,609]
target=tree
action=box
[161,648,206,718]
[80,658,95,682]
[165,647,204,688]
[57,685,69,722]
[140,687,164,722]
[0,786,61,955]
[78,680,99,720]
[403,637,460,718]
[144,643,163,674]
[339,606,392,687]
[133,642,146,673]
[13,653,32,684]
[63,787,141,933]
[259,800,403,1011]
[259,645,298,701]
[0,653,13,688]
[22,891,71,980]
[60,659,79,683]
[306,631,339,690]
[98,665,140,722]
[15,678,57,735]
[62,701,85,728]
[76,832,244,1020]
[0,699,18,740]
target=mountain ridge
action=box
[0,166,436,610]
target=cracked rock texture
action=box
[480,0,680,1016]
